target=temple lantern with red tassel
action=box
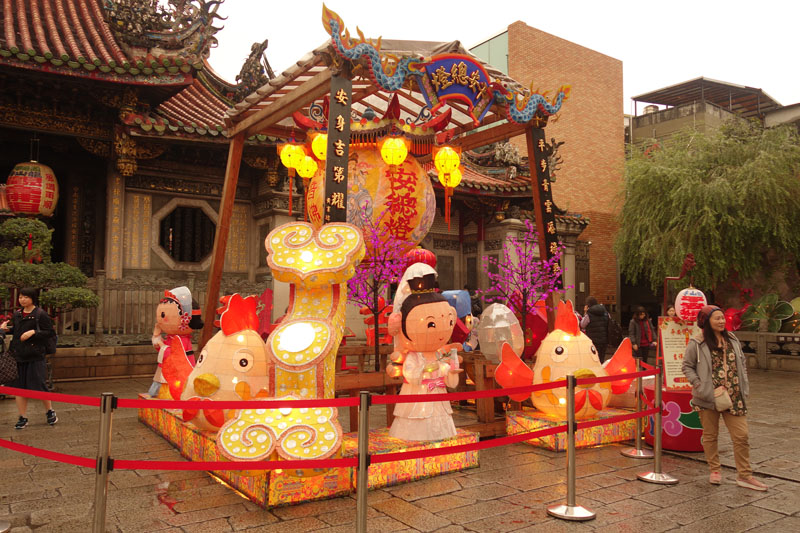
[6,161,59,217]
[278,142,306,216]
[433,145,462,229]
[404,247,437,269]
[379,135,410,178]
[295,155,319,221]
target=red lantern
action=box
[6,161,59,217]
[674,287,707,322]
[404,247,436,269]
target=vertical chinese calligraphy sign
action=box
[324,75,352,223]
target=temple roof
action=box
[0,0,222,86]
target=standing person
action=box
[580,296,609,362]
[628,306,656,362]
[666,305,677,318]
[0,288,57,429]
[682,305,767,491]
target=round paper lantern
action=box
[439,167,462,188]
[404,247,436,269]
[306,146,435,254]
[296,155,318,179]
[674,288,707,322]
[379,137,409,167]
[434,146,460,174]
[6,161,59,217]
[476,303,525,364]
[279,143,305,170]
[310,133,327,161]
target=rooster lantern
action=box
[161,294,271,431]
[496,300,634,419]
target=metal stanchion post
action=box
[621,358,653,459]
[638,367,678,484]
[355,391,371,533]
[92,392,115,533]
[547,375,595,521]
[0,520,10,533]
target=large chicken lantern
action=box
[496,300,634,419]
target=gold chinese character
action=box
[328,192,345,209]
[451,62,468,85]
[431,65,453,92]
[537,139,545,151]
[333,165,345,183]
[549,241,560,255]
[334,88,349,105]
[544,199,553,213]
[335,114,345,132]
[325,214,331,222]
[547,221,556,234]
[334,139,345,157]
[542,179,550,192]
[540,158,547,172]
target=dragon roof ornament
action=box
[320,4,571,126]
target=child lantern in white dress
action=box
[387,271,463,441]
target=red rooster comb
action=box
[215,294,259,336]
[553,300,580,336]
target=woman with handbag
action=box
[0,288,57,429]
[682,305,766,490]
[628,306,656,362]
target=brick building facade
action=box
[473,22,624,312]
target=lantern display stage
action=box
[138,398,478,508]
[506,407,636,452]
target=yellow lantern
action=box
[310,133,328,161]
[296,155,318,179]
[279,142,306,174]
[379,136,409,167]
[433,145,462,230]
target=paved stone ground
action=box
[1,370,799,532]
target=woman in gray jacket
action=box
[682,305,766,491]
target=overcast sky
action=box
[207,0,800,113]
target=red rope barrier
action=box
[0,386,101,407]
[576,407,660,431]
[117,396,360,410]
[114,456,358,472]
[372,379,568,405]
[577,369,658,386]
[0,437,95,468]
[371,424,567,464]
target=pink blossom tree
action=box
[347,206,409,370]
[480,218,566,352]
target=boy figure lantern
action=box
[388,272,462,441]
[149,286,203,398]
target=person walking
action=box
[580,296,609,362]
[682,305,767,491]
[628,306,655,362]
[0,288,57,429]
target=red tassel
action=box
[287,175,293,216]
[445,187,452,230]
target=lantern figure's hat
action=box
[553,300,580,336]
[408,273,437,294]
[162,286,192,316]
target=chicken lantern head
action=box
[180,294,270,431]
[496,300,634,420]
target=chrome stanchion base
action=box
[546,503,596,521]
[0,520,11,533]
[621,446,654,459]
[637,471,679,485]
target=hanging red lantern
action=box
[6,161,59,217]
[404,247,436,269]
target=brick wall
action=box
[506,22,624,306]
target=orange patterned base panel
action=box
[506,407,636,452]
[137,396,479,508]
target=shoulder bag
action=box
[713,340,733,412]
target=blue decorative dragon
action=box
[496,85,572,124]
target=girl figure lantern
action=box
[388,273,462,441]
[148,286,203,398]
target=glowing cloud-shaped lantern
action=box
[496,300,634,419]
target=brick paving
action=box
[1,370,799,532]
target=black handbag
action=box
[0,349,18,384]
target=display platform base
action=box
[506,407,636,451]
[138,397,479,508]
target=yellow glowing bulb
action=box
[562,335,572,341]
[310,133,327,160]
[380,137,408,166]
[558,397,567,405]
[237,334,245,343]
[300,250,314,263]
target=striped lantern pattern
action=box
[6,161,59,217]
[404,247,436,269]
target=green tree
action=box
[616,120,800,292]
[0,218,99,311]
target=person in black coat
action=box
[0,288,57,429]
[580,296,609,362]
